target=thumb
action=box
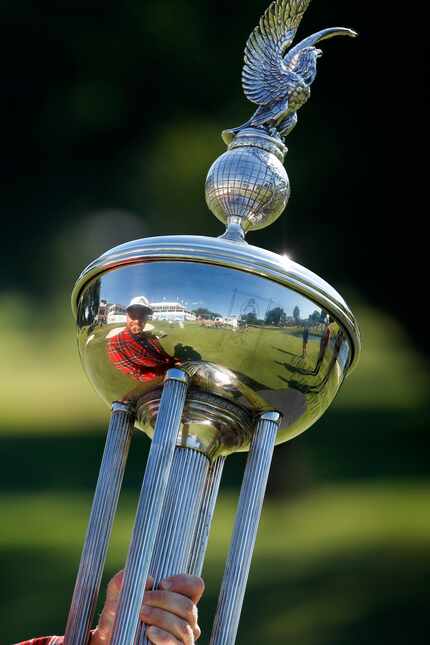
[106,570,154,600]
[92,572,154,643]
[105,570,124,602]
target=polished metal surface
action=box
[110,370,189,645]
[139,391,254,460]
[205,129,290,240]
[64,402,134,645]
[71,235,360,362]
[74,259,355,451]
[210,411,281,645]
[223,0,356,146]
[188,456,226,576]
[138,448,209,645]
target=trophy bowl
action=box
[72,234,359,460]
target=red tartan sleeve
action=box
[107,331,175,382]
[107,333,145,380]
[15,631,95,644]
[14,637,63,644]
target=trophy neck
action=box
[227,128,288,162]
[137,389,255,460]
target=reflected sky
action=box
[101,261,320,321]
[77,259,352,446]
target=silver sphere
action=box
[205,129,290,240]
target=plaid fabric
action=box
[16,632,96,645]
[14,637,64,644]
[107,327,175,382]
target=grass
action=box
[1,296,429,644]
[2,482,429,644]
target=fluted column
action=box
[64,402,134,645]
[210,411,280,645]
[188,456,225,577]
[138,447,210,644]
[110,369,189,645]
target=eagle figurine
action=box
[222,0,357,145]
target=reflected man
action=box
[107,296,176,382]
[302,326,309,357]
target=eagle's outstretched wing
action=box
[242,0,311,106]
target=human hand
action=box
[91,570,204,644]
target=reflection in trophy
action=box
[64,2,360,644]
[107,296,176,384]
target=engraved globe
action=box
[205,129,290,240]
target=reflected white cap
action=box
[127,295,152,312]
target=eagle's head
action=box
[289,46,322,86]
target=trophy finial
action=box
[205,128,290,243]
[205,0,357,242]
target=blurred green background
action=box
[1,1,427,644]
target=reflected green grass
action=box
[2,482,429,644]
[1,299,429,432]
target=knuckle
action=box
[141,603,154,620]
[147,626,169,643]
[189,575,205,600]
[178,620,193,640]
[192,605,198,624]
[160,629,174,644]
[196,578,205,594]
[172,573,187,587]
[194,576,205,595]
[182,599,195,623]
[143,589,155,604]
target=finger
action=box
[146,626,181,644]
[96,571,154,637]
[146,575,155,591]
[106,571,154,601]
[96,571,125,636]
[141,606,195,644]
[143,590,198,633]
[159,575,205,603]
[105,569,124,601]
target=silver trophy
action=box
[65,1,360,643]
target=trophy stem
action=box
[64,402,134,645]
[110,368,189,645]
[210,411,281,645]
[188,456,226,576]
[137,447,210,644]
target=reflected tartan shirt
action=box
[16,634,95,644]
[107,327,175,381]
[16,637,64,644]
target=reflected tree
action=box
[265,307,287,326]
[193,307,221,319]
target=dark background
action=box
[1,2,428,644]
[2,0,425,337]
